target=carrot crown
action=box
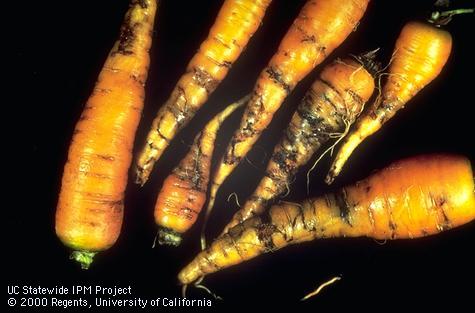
[428,8,474,26]
[70,251,96,270]
[351,48,382,76]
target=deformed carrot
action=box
[179,154,475,284]
[135,0,272,186]
[202,0,370,248]
[55,0,157,268]
[325,9,475,184]
[154,96,248,246]
[221,56,376,234]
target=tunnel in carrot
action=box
[10,0,475,310]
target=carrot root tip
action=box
[70,251,96,269]
[157,227,182,247]
[134,172,145,187]
[325,172,336,185]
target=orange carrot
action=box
[55,0,157,268]
[221,56,376,234]
[325,9,474,184]
[203,0,370,248]
[179,154,475,284]
[135,0,272,186]
[154,96,248,246]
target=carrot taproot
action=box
[55,0,157,269]
[154,96,249,247]
[220,56,376,234]
[135,0,272,186]
[202,0,370,248]
[325,10,475,184]
[179,154,475,284]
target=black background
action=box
[10,0,475,311]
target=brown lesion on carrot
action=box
[86,198,124,208]
[190,67,220,94]
[295,100,325,128]
[256,223,278,252]
[429,193,452,231]
[179,207,200,220]
[202,250,221,271]
[166,85,197,127]
[334,188,353,226]
[113,0,152,56]
[345,89,364,107]
[386,201,398,239]
[224,137,242,165]
[319,79,344,100]
[94,87,112,94]
[79,192,124,214]
[295,24,316,43]
[130,74,145,86]
[115,14,137,56]
[320,93,341,115]
[155,129,171,144]
[220,60,232,68]
[173,135,209,192]
[201,53,232,69]
[212,35,232,50]
[229,92,264,152]
[272,150,297,175]
[95,154,115,161]
[296,201,315,233]
[265,66,291,93]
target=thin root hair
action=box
[306,119,351,194]
[227,192,241,207]
[301,276,342,301]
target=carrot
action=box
[55,0,157,269]
[220,56,377,234]
[154,96,249,247]
[203,0,370,248]
[325,9,474,184]
[135,0,272,186]
[179,154,475,284]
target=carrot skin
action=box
[222,58,375,233]
[326,21,453,184]
[180,154,475,284]
[204,0,370,240]
[135,0,272,185]
[154,97,247,246]
[55,0,157,268]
